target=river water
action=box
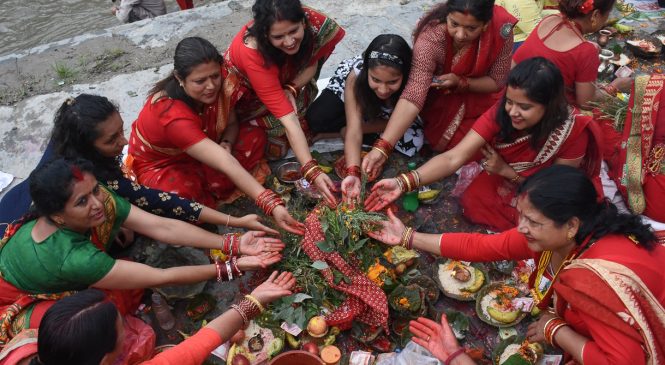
[0,0,224,57]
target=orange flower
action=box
[398,297,410,309]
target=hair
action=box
[33,289,118,365]
[150,36,223,111]
[354,34,412,120]
[559,0,617,19]
[495,57,569,149]
[52,94,122,181]
[518,165,656,250]
[413,0,495,41]
[28,158,95,218]
[246,0,313,69]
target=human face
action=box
[368,65,403,101]
[101,314,124,365]
[180,61,222,105]
[515,195,575,254]
[446,11,487,48]
[93,112,127,158]
[268,19,305,55]
[504,86,546,131]
[51,173,106,233]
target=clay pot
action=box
[269,350,324,365]
[598,29,612,47]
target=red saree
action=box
[419,6,516,151]
[604,74,665,224]
[222,6,345,159]
[460,107,602,231]
[128,96,268,208]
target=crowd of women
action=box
[0,0,663,364]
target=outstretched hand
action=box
[341,175,361,208]
[237,214,280,235]
[239,231,285,256]
[314,173,338,207]
[250,271,296,306]
[361,149,386,182]
[409,315,464,363]
[367,208,405,246]
[364,178,401,211]
[236,252,282,271]
[272,205,305,235]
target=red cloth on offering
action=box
[300,209,389,333]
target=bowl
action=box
[269,350,324,365]
[475,282,528,328]
[276,161,302,183]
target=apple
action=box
[231,354,250,365]
[307,316,328,337]
[302,341,319,356]
[230,329,245,345]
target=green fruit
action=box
[530,305,541,317]
[487,306,520,324]
[285,333,300,349]
[460,268,485,293]
[267,337,284,358]
[417,189,441,200]
[323,333,337,346]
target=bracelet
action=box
[215,260,223,282]
[226,260,234,281]
[230,256,243,277]
[346,165,361,178]
[231,297,264,326]
[395,171,420,193]
[256,189,285,216]
[230,303,249,325]
[603,83,618,96]
[372,138,393,160]
[300,159,325,184]
[455,75,469,93]
[221,233,241,256]
[284,83,299,98]
[408,230,415,250]
[215,259,231,282]
[225,214,231,227]
[244,294,265,313]
[543,317,567,346]
[509,174,520,184]
[400,227,414,249]
[444,348,466,365]
[548,322,568,347]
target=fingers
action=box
[439,314,456,339]
[266,270,279,282]
[261,225,281,236]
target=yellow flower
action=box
[367,259,388,287]
[398,297,410,309]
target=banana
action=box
[319,164,333,173]
[418,189,441,200]
[487,306,520,324]
[460,268,485,293]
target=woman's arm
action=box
[343,72,363,169]
[93,260,216,289]
[220,110,240,149]
[290,63,319,89]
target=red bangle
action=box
[346,165,361,178]
[444,348,465,365]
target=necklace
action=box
[529,235,594,309]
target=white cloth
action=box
[115,0,166,23]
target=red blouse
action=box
[142,328,222,364]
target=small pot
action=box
[598,29,612,47]
[269,350,324,365]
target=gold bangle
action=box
[372,146,388,159]
[303,166,318,180]
[510,174,520,183]
[401,173,412,192]
[244,294,265,313]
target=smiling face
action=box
[268,19,305,55]
[368,65,404,101]
[446,11,488,48]
[178,61,222,105]
[504,86,546,131]
[93,112,127,158]
[51,173,106,233]
[515,195,577,254]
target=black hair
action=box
[495,57,569,149]
[52,94,122,181]
[518,165,656,250]
[413,0,495,41]
[245,0,313,69]
[35,289,119,365]
[354,34,412,121]
[150,36,223,111]
[28,158,96,218]
[559,0,616,19]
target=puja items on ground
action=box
[434,259,486,301]
[493,337,543,365]
[476,283,529,327]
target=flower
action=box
[367,259,388,287]
[398,297,410,309]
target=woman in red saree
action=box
[362,0,517,178]
[365,58,602,232]
[604,74,665,227]
[128,37,304,235]
[222,0,345,205]
[371,165,665,365]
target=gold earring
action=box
[567,233,575,241]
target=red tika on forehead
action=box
[70,166,84,181]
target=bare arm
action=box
[93,260,216,290]
[185,138,265,199]
[220,110,240,146]
[415,130,486,186]
[343,72,364,168]
[291,63,319,89]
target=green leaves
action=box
[316,240,334,253]
[311,260,329,270]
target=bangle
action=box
[408,230,415,250]
[346,165,361,178]
[371,146,389,159]
[400,227,414,249]
[215,259,229,282]
[231,297,263,326]
[230,303,249,325]
[256,189,285,216]
[444,348,466,365]
[284,83,299,98]
[549,322,568,347]
[372,138,393,160]
[244,294,265,313]
[230,256,243,277]
[603,83,618,96]
[225,214,231,227]
[395,171,420,193]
